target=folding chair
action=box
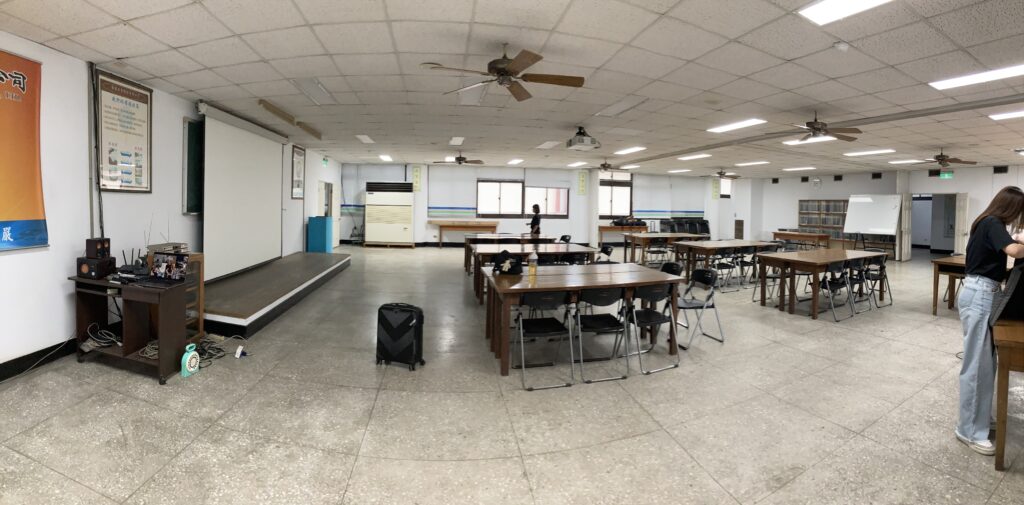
[575,288,629,383]
[628,283,680,374]
[864,248,893,307]
[677,269,725,350]
[514,291,575,391]
[819,261,855,322]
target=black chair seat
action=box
[678,298,715,310]
[578,313,623,333]
[714,262,735,269]
[630,308,672,327]
[522,317,569,337]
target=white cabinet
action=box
[364,186,414,245]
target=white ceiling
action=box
[2,0,1024,177]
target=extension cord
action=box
[206,333,226,343]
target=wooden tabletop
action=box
[429,220,498,226]
[676,240,775,250]
[599,224,648,229]
[485,263,650,278]
[466,233,556,241]
[623,232,709,239]
[489,268,683,294]
[773,231,830,239]
[932,255,966,267]
[758,248,886,266]
[994,319,1024,346]
[472,243,598,255]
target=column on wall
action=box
[587,168,600,247]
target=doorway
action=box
[911,193,958,254]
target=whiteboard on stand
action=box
[843,194,901,236]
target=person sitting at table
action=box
[957,186,1024,455]
[528,204,541,235]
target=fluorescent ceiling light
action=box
[678,153,712,161]
[507,158,524,165]
[614,146,647,155]
[735,161,769,166]
[990,110,1024,121]
[798,0,893,26]
[567,161,587,168]
[668,169,692,173]
[783,136,836,146]
[595,95,647,117]
[355,134,375,144]
[888,159,924,165]
[930,63,1024,90]
[536,141,561,149]
[843,149,894,156]
[621,164,640,169]
[449,136,465,146]
[725,172,737,176]
[444,156,456,162]
[379,154,393,162]
[707,118,766,133]
[290,78,336,105]
[782,167,816,172]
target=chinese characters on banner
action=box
[97,71,152,192]
[0,49,47,251]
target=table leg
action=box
[500,294,512,376]
[995,351,1009,471]
[487,283,495,354]
[439,227,444,248]
[759,262,767,307]
[475,256,485,305]
[932,265,939,315]
[788,266,797,314]
[668,283,679,355]
[464,244,471,273]
[811,270,820,320]
[947,278,956,310]
[778,265,787,312]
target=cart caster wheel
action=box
[77,356,84,363]
[409,364,415,371]
[385,360,391,365]
[159,378,167,385]
[419,359,426,365]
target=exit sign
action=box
[939,171,953,179]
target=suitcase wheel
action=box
[408,364,415,371]
[385,360,391,365]
[419,359,426,365]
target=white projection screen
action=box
[203,116,283,280]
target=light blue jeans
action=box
[957,275,1000,442]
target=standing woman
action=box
[528,204,541,235]
[957,186,1024,455]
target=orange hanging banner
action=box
[0,48,46,250]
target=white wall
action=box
[908,165,1024,228]
[281,144,304,256]
[911,198,932,246]
[0,32,91,363]
[758,172,898,241]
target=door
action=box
[954,192,969,254]
[897,193,912,261]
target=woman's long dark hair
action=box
[971,186,1024,234]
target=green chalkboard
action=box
[184,119,203,214]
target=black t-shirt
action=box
[966,216,1014,282]
[530,214,540,233]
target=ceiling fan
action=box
[791,111,862,142]
[432,152,484,165]
[421,44,585,102]
[702,169,740,180]
[915,149,977,168]
[598,160,625,171]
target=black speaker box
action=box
[77,257,116,279]
[85,238,110,259]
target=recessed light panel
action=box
[379,154,393,162]
[444,156,456,162]
[678,153,712,161]
[930,63,1024,90]
[507,159,524,165]
[783,136,836,146]
[990,110,1024,121]
[844,149,894,156]
[799,0,893,26]
[888,159,924,164]
[355,134,375,144]
[449,136,465,146]
[782,167,816,171]
[614,146,647,155]
[621,164,640,169]
[735,161,769,166]
[667,169,692,173]
[567,161,587,168]
[707,118,766,133]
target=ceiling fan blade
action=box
[464,160,484,164]
[506,81,532,101]
[913,161,935,165]
[791,124,810,130]
[421,63,491,76]
[832,133,858,142]
[724,175,741,180]
[946,158,977,165]
[828,127,862,134]
[432,161,454,164]
[505,49,543,75]
[519,73,584,87]
[800,133,813,142]
[443,80,495,95]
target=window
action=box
[525,187,569,218]
[599,172,632,218]
[476,180,523,217]
[719,178,732,199]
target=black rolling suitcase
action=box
[376,303,426,371]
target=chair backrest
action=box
[660,219,676,232]
[634,282,672,303]
[826,260,848,275]
[864,248,887,266]
[691,268,718,289]
[847,257,866,271]
[600,245,614,257]
[580,287,624,307]
[559,235,571,243]
[649,237,668,246]
[698,220,710,234]
[660,262,683,276]
[716,248,734,257]
[521,291,569,311]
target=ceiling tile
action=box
[694,42,784,75]
[555,0,659,44]
[391,21,470,54]
[792,80,862,101]
[895,51,986,83]
[201,0,306,33]
[930,0,1024,46]
[739,15,837,60]
[85,0,193,20]
[661,62,738,90]
[679,91,746,111]
[356,91,408,104]
[332,54,401,75]
[331,92,362,104]
[2,0,115,36]
[384,0,475,21]
[44,37,110,62]
[243,27,325,59]
[99,62,153,81]
[179,37,260,67]
[715,78,782,101]
[855,22,957,65]
[793,47,885,78]
[347,75,405,91]
[602,46,685,79]
[131,4,231,47]
[314,23,394,54]
[473,0,572,30]
[634,80,701,101]
[467,25,549,55]
[403,74,463,92]
[875,84,948,105]
[124,50,202,77]
[271,55,339,78]
[904,0,984,17]
[669,0,785,39]
[543,33,621,68]
[565,87,625,105]
[584,69,652,93]
[0,12,56,42]
[829,94,894,113]
[756,91,816,113]
[836,67,919,94]
[966,34,1024,68]
[213,62,282,84]
[241,80,300,96]
[621,0,682,13]
[749,62,828,90]
[292,0,388,22]
[314,76,350,92]
[820,1,921,41]
[195,84,253,101]
[70,23,167,58]
[164,69,232,90]
[631,17,728,59]
[396,53,465,75]
[140,77,185,94]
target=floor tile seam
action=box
[0,386,107,446]
[263,369,386,390]
[339,366,386,505]
[210,420,363,459]
[749,434,866,505]
[762,384,898,435]
[513,426,668,459]
[496,373,540,505]
[2,444,124,504]
[93,370,264,426]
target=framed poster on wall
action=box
[0,48,48,251]
[96,70,152,192]
[291,145,305,199]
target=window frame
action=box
[719,178,732,199]
[598,176,633,219]
[475,179,525,218]
[524,186,570,219]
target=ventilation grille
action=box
[366,182,412,193]
[771,178,779,184]
[366,205,412,225]
[928,169,940,177]
[871,172,882,180]
[800,176,809,183]
[994,165,1009,174]
[833,175,843,182]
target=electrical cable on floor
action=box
[135,334,249,369]
[0,335,75,386]
[79,323,120,352]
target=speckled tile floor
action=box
[2,246,1024,504]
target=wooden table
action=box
[484,263,683,375]
[674,240,776,282]
[993,319,1024,471]
[756,249,887,320]
[598,225,648,246]
[472,243,599,304]
[772,231,830,249]
[429,220,498,248]
[931,255,965,315]
[463,234,557,273]
[623,232,709,264]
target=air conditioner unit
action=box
[364,182,414,246]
